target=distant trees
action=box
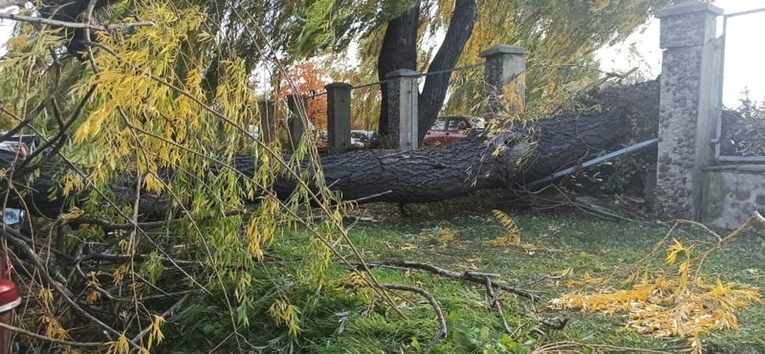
[280,61,330,130]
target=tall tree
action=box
[375,0,478,142]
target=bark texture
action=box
[376,0,478,144]
[377,2,420,137]
[0,80,661,218]
[417,0,478,143]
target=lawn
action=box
[310,201,765,353]
[166,198,765,353]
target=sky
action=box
[597,0,765,107]
[1,1,764,107]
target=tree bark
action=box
[417,0,477,143]
[1,80,661,218]
[376,0,479,145]
[377,2,420,137]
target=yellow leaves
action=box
[39,315,69,340]
[85,290,101,304]
[145,315,166,352]
[112,264,131,286]
[665,238,693,265]
[142,173,165,194]
[438,232,456,247]
[61,171,86,197]
[269,298,302,338]
[399,243,418,251]
[486,209,539,254]
[59,207,85,221]
[106,334,131,354]
[489,209,521,246]
[551,237,761,354]
[37,287,54,306]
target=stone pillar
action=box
[654,2,723,220]
[479,45,526,120]
[325,82,352,154]
[257,99,276,144]
[385,69,419,150]
[287,94,308,152]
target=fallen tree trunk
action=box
[1,80,661,218]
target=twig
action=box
[484,277,514,336]
[0,228,134,347]
[692,211,765,279]
[0,13,153,31]
[131,293,190,344]
[365,260,541,301]
[531,341,676,354]
[0,321,105,348]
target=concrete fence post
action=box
[479,45,526,120]
[654,2,723,220]
[325,82,352,154]
[287,94,308,152]
[385,69,419,150]
[257,99,277,144]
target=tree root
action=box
[364,260,541,301]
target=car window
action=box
[447,118,467,130]
[431,119,448,130]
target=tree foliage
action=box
[0,1,367,352]
[0,0,684,352]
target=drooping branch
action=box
[0,12,154,31]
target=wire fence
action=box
[249,60,493,150]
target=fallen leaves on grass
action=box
[550,213,765,354]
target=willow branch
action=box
[0,13,153,31]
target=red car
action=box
[423,116,474,146]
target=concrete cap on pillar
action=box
[479,44,525,58]
[655,1,722,18]
[325,82,353,89]
[385,69,420,78]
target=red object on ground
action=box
[0,255,19,354]
[0,279,19,313]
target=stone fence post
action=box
[654,2,723,220]
[287,94,308,152]
[257,99,276,144]
[479,45,526,120]
[385,69,419,150]
[325,82,352,154]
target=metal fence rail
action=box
[714,7,765,163]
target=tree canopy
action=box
[0,0,678,352]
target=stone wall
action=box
[655,1,765,228]
[702,166,765,228]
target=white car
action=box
[350,130,375,148]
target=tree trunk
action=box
[1,78,660,219]
[418,0,478,143]
[377,2,420,137]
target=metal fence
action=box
[714,7,765,163]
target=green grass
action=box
[164,201,765,353]
[321,203,765,353]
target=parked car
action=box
[0,134,40,161]
[423,116,475,146]
[0,141,28,160]
[468,116,486,131]
[351,130,375,148]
